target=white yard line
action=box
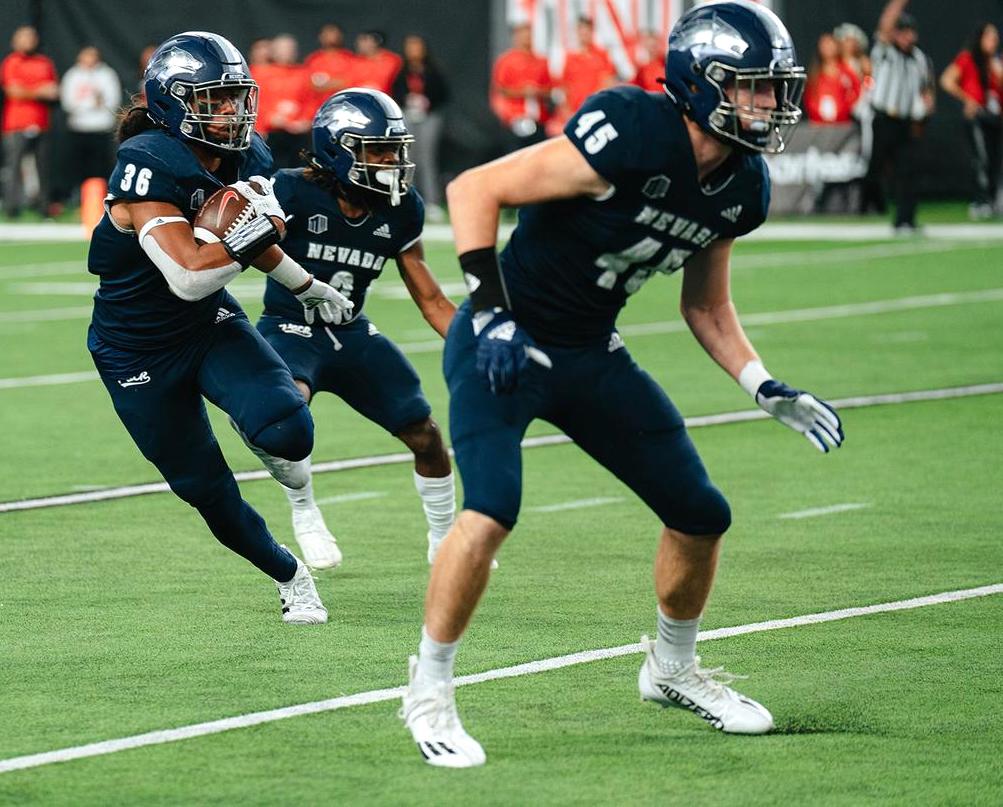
[530,497,625,513]
[2,287,1002,388]
[0,370,98,390]
[314,491,387,505]
[2,382,1001,514]
[0,306,93,324]
[0,582,998,776]
[779,503,871,520]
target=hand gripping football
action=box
[193,181,264,244]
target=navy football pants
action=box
[257,313,432,434]
[444,302,731,534]
[88,314,311,581]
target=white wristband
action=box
[267,253,311,291]
[738,360,772,398]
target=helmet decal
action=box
[149,48,203,82]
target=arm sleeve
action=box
[139,216,242,302]
[564,88,644,186]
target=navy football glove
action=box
[755,380,844,453]
[472,308,552,395]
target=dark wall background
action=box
[783,0,1003,198]
[2,1,1003,199]
[0,0,496,199]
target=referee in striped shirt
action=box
[863,0,935,233]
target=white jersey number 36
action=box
[573,110,619,155]
[120,163,152,196]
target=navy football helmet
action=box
[144,31,257,153]
[663,1,805,154]
[309,88,415,206]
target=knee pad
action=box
[252,403,314,462]
[681,482,732,537]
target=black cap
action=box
[895,12,918,31]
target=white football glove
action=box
[739,362,844,453]
[232,176,285,221]
[295,276,354,325]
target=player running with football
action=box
[237,88,464,572]
[401,1,844,766]
[87,32,352,624]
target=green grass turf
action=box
[0,236,1001,803]
[0,396,1001,804]
[0,237,1002,500]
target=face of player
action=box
[359,143,404,166]
[191,86,255,142]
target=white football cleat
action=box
[427,531,498,570]
[292,505,343,570]
[400,656,486,768]
[638,636,773,734]
[274,554,328,625]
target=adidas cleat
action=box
[638,636,773,734]
[275,554,328,625]
[400,656,486,768]
[292,505,343,570]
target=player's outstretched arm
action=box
[681,240,844,453]
[446,137,609,393]
[396,240,457,338]
[446,135,611,253]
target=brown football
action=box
[192,181,264,244]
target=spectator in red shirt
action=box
[1,25,58,217]
[303,24,357,118]
[633,30,665,93]
[941,23,1003,218]
[351,30,403,94]
[550,17,618,134]
[805,32,862,125]
[391,34,450,221]
[490,23,551,150]
[252,34,312,168]
[834,23,873,82]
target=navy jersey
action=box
[87,129,274,349]
[501,86,770,347]
[262,169,424,324]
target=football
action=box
[192,181,265,244]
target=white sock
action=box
[413,471,455,543]
[415,625,459,686]
[654,607,700,668]
[283,459,315,511]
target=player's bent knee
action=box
[252,404,314,461]
[397,417,444,456]
[667,483,732,537]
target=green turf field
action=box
[1,235,1001,805]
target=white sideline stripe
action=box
[0,370,98,390]
[1,583,999,776]
[0,306,92,324]
[314,491,387,505]
[3,286,1003,389]
[2,382,1002,514]
[779,503,871,520]
[530,496,625,512]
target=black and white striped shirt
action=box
[870,41,933,120]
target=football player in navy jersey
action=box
[401,2,845,766]
[239,89,463,572]
[87,32,353,625]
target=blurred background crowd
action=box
[0,0,1000,230]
